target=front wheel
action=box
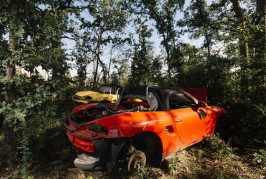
[127,150,146,171]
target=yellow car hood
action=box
[72,91,119,104]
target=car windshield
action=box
[120,86,148,101]
[117,86,150,109]
[168,90,195,109]
[97,86,113,94]
[97,85,120,94]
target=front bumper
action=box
[65,126,126,171]
[65,120,127,171]
[66,130,96,153]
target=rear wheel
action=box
[132,133,162,165]
[127,150,146,171]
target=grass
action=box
[1,129,266,178]
[165,135,266,179]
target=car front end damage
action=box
[64,103,151,172]
[65,121,147,172]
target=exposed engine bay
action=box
[70,102,152,126]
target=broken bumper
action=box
[71,136,126,172]
[74,153,101,170]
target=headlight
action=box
[84,96,92,100]
[88,123,108,135]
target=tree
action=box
[74,46,90,87]
[113,58,129,86]
[227,0,265,101]
[181,0,217,64]
[254,0,266,60]
[176,44,208,88]
[72,0,129,88]
[0,0,71,173]
[150,55,163,85]
[141,0,184,80]
[129,18,153,85]
[1,0,19,169]
[229,0,250,98]
[250,0,266,102]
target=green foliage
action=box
[110,58,130,86]
[134,164,146,179]
[168,156,179,176]
[189,166,240,179]
[0,0,74,175]
[109,72,120,86]
[0,72,75,175]
[224,101,266,142]
[252,149,266,167]
[72,0,130,85]
[129,165,164,179]
[0,0,265,177]
[141,0,184,79]
[129,19,154,85]
[184,136,240,179]
[0,134,6,168]
[202,135,234,161]
[20,120,31,178]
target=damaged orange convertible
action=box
[64,86,226,171]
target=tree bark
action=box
[254,0,266,89]
[3,0,19,170]
[255,0,266,61]
[230,0,249,97]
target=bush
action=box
[202,135,234,160]
[252,149,266,167]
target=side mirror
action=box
[191,103,199,108]
[191,101,207,109]
[198,101,207,107]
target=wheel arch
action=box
[130,132,163,165]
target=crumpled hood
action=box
[72,91,119,104]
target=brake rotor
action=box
[127,150,146,171]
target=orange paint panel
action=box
[170,108,204,146]
[65,86,227,166]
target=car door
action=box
[168,91,207,147]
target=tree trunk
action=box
[3,0,19,170]
[107,46,114,83]
[253,0,266,91]
[93,55,99,88]
[230,0,249,98]
[255,0,266,58]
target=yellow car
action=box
[72,85,121,104]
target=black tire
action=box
[127,150,146,171]
[132,133,163,165]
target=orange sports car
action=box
[64,86,226,171]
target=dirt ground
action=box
[26,148,266,179]
[0,130,265,179]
